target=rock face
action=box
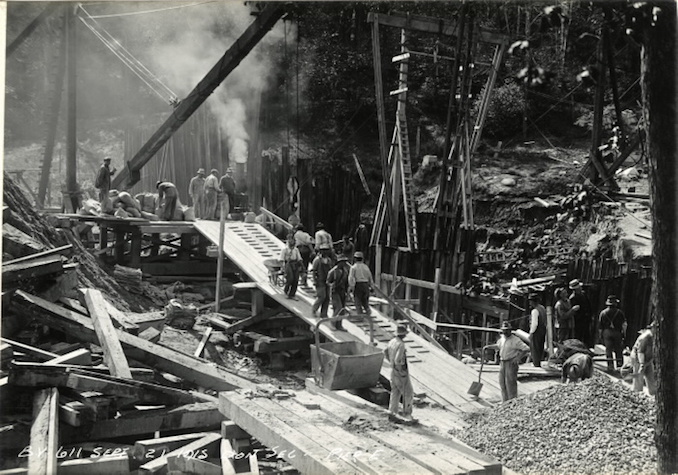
[3,172,150,312]
[454,375,656,474]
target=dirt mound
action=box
[454,375,656,474]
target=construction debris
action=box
[454,375,656,474]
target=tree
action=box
[638,1,678,472]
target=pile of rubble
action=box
[454,375,656,474]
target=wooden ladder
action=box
[396,110,419,250]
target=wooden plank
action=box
[123,312,166,333]
[9,364,206,406]
[166,455,222,475]
[28,388,59,475]
[11,361,154,381]
[132,432,209,464]
[138,432,221,474]
[104,300,141,335]
[83,289,133,379]
[219,391,363,475]
[62,402,221,442]
[44,348,92,366]
[12,291,257,391]
[204,307,278,335]
[220,439,239,475]
[2,244,73,266]
[221,421,250,440]
[58,296,89,315]
[139,326,162,343]
[55,454,129,475]
[1,338,58,361]
[194,327,213,358]
[2,255,63,283]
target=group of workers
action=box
[188,168,237,220]
[97,159,238,221]
[497,281,657,402]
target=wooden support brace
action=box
[194,327,213,358]
[28,387,59,475]
[138,432,221,474]
[132,432,209,465]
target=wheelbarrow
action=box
[311,309,384,391]
[263,259,285,287]
[468,344,497,397]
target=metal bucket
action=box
[311,341,384,390]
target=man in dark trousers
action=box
[528,293,547,367]
[568,279,593,347]
[95,157,116,203]
[326,255,351,330]
[597,295,627,373]
[156,181,179,221]
[348,251,374,316]
[311,244,333,319]
[498,321,530,401]
[219,167,237,216]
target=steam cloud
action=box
[124,2,291,165]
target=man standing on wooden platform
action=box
[204,169,220,220]
[95,157,116,203]
[349,251,373,316]
[327,255,351,330]
[188,168,206,219]
[311,244,332,318]
[528,293,547,367]
[498,321,530,401]
[219,167,237,217]
[385,324,414,422]
[281,235,302,300]
[597,295,627,373]
[569,279,594,347]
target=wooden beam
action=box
[12,361,154,381]
[83,289,133,379]
[2,455,130,475]
[194,327,213,358]
[1,338,58,361]
[205,307,278,335]
[6,3,60,57]
[1,245,73,266]
[258,207,294,233]
[28,388,59,475]
[221,421,250,440]
[104,300,141,336]
[63,402,221,442]
[2,255,64,283]
[44,347,92,366]
[167,455,222,475]
[132,432,209,465]
[367,11,509,45]
[138,432,221,474]
[12,291,257,391]
[111,4,285,189]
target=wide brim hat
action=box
[103,157,112,162]
[197,168,205,174]
[354,251,364,259]
[500,321,513,331]
[569,279,582,290]
[605,295,620,306]
[396,325,408,336]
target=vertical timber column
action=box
[65,4,78,213]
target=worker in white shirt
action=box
[203,169,220,220]
[630,320,657,395]
[498,320,530,401]
[348,251,374,316]
[385,324,414,422]
[528,293,547,367]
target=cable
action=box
[87,1,215,19]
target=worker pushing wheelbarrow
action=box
[311,308,383,391]
[263,258,285,287]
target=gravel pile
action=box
[454,375,656,474]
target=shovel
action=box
[468,346,488,397]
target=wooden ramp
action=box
[219,384,502,475]
[194,221,507,410]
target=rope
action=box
[86,1,215,19]
[77,5,178,105]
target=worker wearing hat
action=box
[314,222,333,254]
[311,243,333,319]
[188,168,206,219]
[219,167,237,217]
[326,254,351,330]
[385,324,414,422]
[527,293,547,367]
[349,251,374,316]
[561,351,593,384]
[630,319,657,395]
[95,156,117,203]
[597,295,627,373]
[203,169,220,220]
[156,180,179,221]
[497,320,530,401]
[568,279,594,347]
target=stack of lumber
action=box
[1,245,74,286]
[113,264,143,293]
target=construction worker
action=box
[311,244,333,318]
[497,321,530,402]
[348,251,373,316]
[554,287,579,342]
[597,295,627,373]
[293,224,314,285]
[219,167,237,216]
[314,222,333,254]
[280,234,302,300]
[569,279,594,347]
[341,234,355,263]
[326,255,351,330]
[630,320,656,395]
[156,181,178,221]
[385,324,414,422]
[95,157,116,203]
[188,168,206,219]
[204,169,220,220]
[561,352,593,383]
[528,293,547,367]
